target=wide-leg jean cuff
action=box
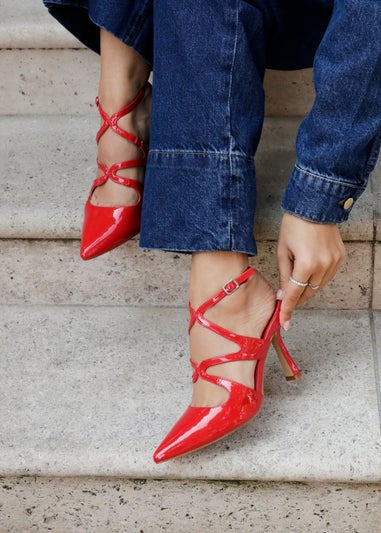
[139,151,258,255]
[43,1,153,65]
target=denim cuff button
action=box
[342,198,354,210]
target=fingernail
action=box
[276,289,284,300]
[283,320,291,331]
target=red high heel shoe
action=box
[153,266,301,463]
[80,84,149,260]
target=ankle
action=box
[208,272,275,324]
[189,251,249,308]
[98,78,149,114]
[99,30,150,112]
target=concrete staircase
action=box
[1,1,380,531]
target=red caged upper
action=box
[80,85,149,260]
[153,266,301,463]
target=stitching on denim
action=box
[281,207,348,225]
[227,5,239,154]
[227,1,240,250]
[365,132,381,175]
[138,244,257,255]
[149,149,254,163]
[295,164,366,190]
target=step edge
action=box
[0,23,85,50]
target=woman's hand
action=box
[277,213,346,329]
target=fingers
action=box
[280,267,311,328]
[277,244,294,328]
[277,214,346,330]
[298,247,345,305]
[298,265,333,305]
[277,248,293,296]
[281,254,344,322]
[297,277,322,305]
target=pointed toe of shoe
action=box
[79,239,104,261]
[80,200,141,260]
[80,225,119,261]
[153,387,264,463]
[153,406,211,463]
[153,445,171,464]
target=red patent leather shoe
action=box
[80,85,149,260]
[153,266,301,463]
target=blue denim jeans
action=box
[44,0,154,63]
[44,0,381,255]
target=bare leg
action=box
[91,29,152,207]
[189,251,276,407]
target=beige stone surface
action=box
[374,244,381,310]
[372,160,381,241]
[0,477,380,533]
[264,69,315,116]
[0,239,190,307]
[0,240,372,309]
[0,306,379,482]
[0,50,98,116]
[373,312,381,403]
[0,0,82,48]
[1,115,95,239]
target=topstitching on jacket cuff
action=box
[281,164,367,224]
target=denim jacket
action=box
[282,0,381,223]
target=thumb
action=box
[277,249,293,300]
[277,250,294,329]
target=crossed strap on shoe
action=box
[91,89,149,198]
[188,267,267,392]
[80,84,150,260]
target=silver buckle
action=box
[222,278,240,295]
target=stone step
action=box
[0,305,380,483]
[0,50,99,116]
[0,0,81,49]
[0,239,377,310]
[1,1,314,116]
[1,114,379,309]
[0,477,380,532]
[1,115,376,242]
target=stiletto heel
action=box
[271,326,302,381]
[153,267,301,463]
[80,84,150,260]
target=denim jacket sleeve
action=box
[282,0,381,223]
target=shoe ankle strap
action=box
[188,266,255,331]
[95,84,149,157]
